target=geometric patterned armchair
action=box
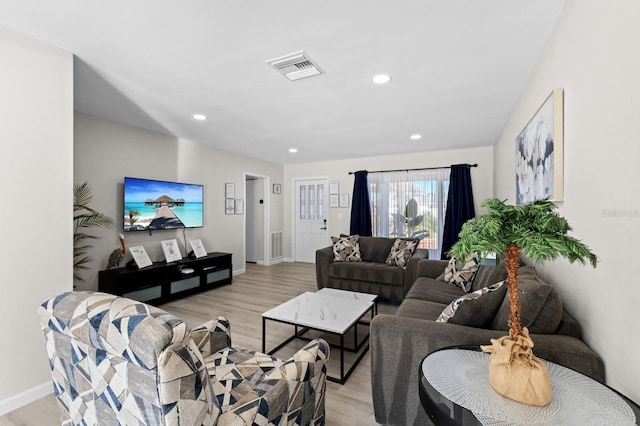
[38,291,329,426]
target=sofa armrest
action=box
[279,338,330,382]
[315,246,334,289]
[370,314,604,426]
[191,317,232,359]
[403,249,429,293]
[416,258,449,279]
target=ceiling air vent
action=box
[266,51,324,81]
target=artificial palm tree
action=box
[449,198,597,405]
[73,182,113,284]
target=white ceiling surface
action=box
[0,1,564,165]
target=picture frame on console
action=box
[129,245,152,269]
[189,239,207,258]
[161,239,182,263]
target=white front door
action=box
[294,178,329,263]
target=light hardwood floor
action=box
[1,262,396,426]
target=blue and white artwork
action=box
[515,90,562,204]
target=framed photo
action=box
[273,183,281,194]
[225,182,235,199]
[235,199,244,215]
[329,194,339,208]
[129,245,153,269]
[161,239,183,263]
[225,198,235,215]
[516,88,564,204]
[339,194,349,208]
[189,239,207,258]
[329,181,339,195]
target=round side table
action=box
[419,347,638,425]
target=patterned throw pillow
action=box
[331,235,362,262]
[437,252,480,292]
[386,239,418,269]
[436,280,507,326]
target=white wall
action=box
[283,146,494,260]
[74,113,284,288]
[493,0,640,403]
[0,27,73,413]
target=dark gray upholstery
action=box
[370,259,604,426]
[316,236,428,299]
[490,266,564,333]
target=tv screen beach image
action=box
[124,177,204,231]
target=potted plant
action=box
[73,182,113,285]
[448,198,597,406]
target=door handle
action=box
[320,227,327,230]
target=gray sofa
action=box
[315,236,428,299]
[370,258,604,426]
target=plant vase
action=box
[448,199,598,408]
[481,328,551,406]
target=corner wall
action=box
[74,113,284,289]
[0,27,73,412]
[493,0,640,403]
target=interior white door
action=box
[295,179,329,263]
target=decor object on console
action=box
[128,245,153,269]
[106,233,126,269]
[161,238,182,263]
[448,198,597,406]
[73,181,114,284]
[317,236,428,299]
[370,258,603,426]
[39,291,329,426]
[516,89,564,204]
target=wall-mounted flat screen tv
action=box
[124,177,204,231]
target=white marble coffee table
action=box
[262,288,377,384]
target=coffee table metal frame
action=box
[262,289,377,384]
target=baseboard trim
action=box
[0,382,52,416]
[232,267,246,276]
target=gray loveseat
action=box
[316,236,428,300]
[370,258,604,426]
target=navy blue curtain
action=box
[350,170,372,236]
[441,164,475,259]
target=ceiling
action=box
[0,0,564,165]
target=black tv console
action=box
[98,252,232,305]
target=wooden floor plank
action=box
[1,262,395,425]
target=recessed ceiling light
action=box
[410,134,422,140]
[372,74,391,84]
[289,148,298,153]
[193,114,207,121]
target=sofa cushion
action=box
[328,261,404,286]
[331,235,362,262]
[490,266,563,334]
[386,239,418,269]
[437,253,479,292]
[396,298,446,321]
[471,262,508,291]
[406,277,467,304]
[354,236,395,263]
[436,280,507,326]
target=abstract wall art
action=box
[515,89,564,204]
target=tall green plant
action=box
[449,198,597,339]
[74,182,113,284]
